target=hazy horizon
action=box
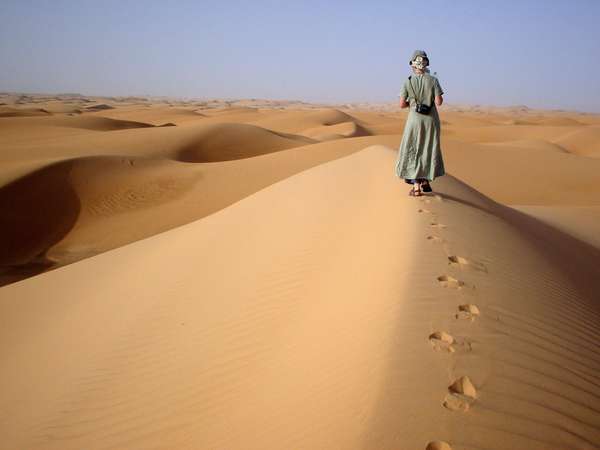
[3,88,595,115]
[2,0,599,112]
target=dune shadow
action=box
[431,190,600,300]
[360,178,600,448]
[0,160,81,286]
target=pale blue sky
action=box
[1,0,599,111]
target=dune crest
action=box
[174,122,316,162]
[0,106,51,117]
[552,126,600,157]
[300,120,371,141]
[90,105,208,125]
[83,103,115,111]
[247,108,365,133]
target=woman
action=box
[395,50,445,196]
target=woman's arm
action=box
[399,96,410,109]
[433,78,444,106]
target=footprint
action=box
[428,331,455,353]
[418,208,433,214]
[429,331,473,353]
[434,194,443,202]
[447,255,468,266]
[430,222,447,229]
[426,442,452,450]
[449,375,477,398]
[443,393,471,412]
[426,235,445,244]
[448,255,488,272]
[455,304,480,321]
[437,275,465,289]
[443,376,477,412]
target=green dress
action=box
[395,73,445,182]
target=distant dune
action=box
[89,105,207,125]
[300,120,371,140]
[0,94,599,449]
[553,126,600,157]
[248,108,365,133]
[83,103,115,111]
[173,122,317,162]
[0,106,51,117]
[534,116,585,126]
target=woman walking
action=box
[395,50,445,196]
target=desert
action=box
[0,90,599,449]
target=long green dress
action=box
[395,73,445,182]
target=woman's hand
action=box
[399,96,410,109]
[435,95,443,106]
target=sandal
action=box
[409,185,422,197]
[421,181,433,193]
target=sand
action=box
[1,94,599,449]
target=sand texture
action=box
[1,94,599,449]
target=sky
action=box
[1,0,599,112]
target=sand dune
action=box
[202,106,259,115]
[0,116,157,151]
[444,124,583,143]
[440,114,501,127]
[27,100,87,114]
[0,156,200,269]
[88,105,208,126]
[300,120,371,140]
[499,118,537,125]
[83,103,115,111]
[346,111,406,135]
[2,115,154,131]
[0,120,318,181]
[479,138,570,154]
[173,122,317,162]
[553,126,600,157]
[0,157,82,267]
[0,106,51,117]
[247,108,365,133]
[512,205,600,249]
[0,131,400,284]
[442,139,600,205]
[1,146,599,450]
[534,116,586,126]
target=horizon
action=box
[3,90,595,115]
[2,0,599,113]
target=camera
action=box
[415,103,431,115]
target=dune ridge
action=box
[300,120,371,141]
[0,115,156,132]
[0,106,51,117]
[173,122,317,162]
[553,126,600,157]
[87,106,208,125]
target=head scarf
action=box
[409,50,429,70]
